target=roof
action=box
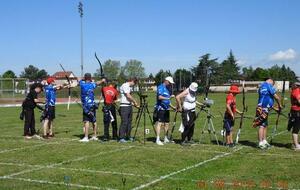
[52,71,77,79]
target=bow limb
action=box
[59,63,71,110]
[94,52,104,78]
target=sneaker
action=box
[33,135,43,140]
[48,134,54,138]
[294,146,300,151]
[119,139,127,143]
[263,140,271,148]
[90,136,98,141]
[164,137,170,144]
[188,140,196,144]
[181,141,190,146]
[156,140,164,146]
[79,137,89,142]
[128,137,134,142]
[25,136,32,139]
[42,135,49,139]
[258,143,267,150]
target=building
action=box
[52,71,78,86]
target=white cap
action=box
[189,82,198,92]
[165,76,175,84]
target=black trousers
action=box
[103,105,118,139]
[24,108,36,136]
[119,106,132,139]
[181,110,196,141]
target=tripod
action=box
[198,107,219,145]
[133,95,156,144]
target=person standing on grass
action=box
[119,78,139,143]
[253,78,282,149]
[79,73,106,142]
[42,77,70,139]
[101,82,119,141]
[176,82,201,145]
[21,83,44,139]
[288,82,300,150]
[223,85,243,147]
[155,76,175,145]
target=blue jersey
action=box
[79,80,97,112]
[156,83,171,110]
[45,85,56,107]
[257,82,277,108]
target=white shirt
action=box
[120,82,132,107]
[183,89,196,110]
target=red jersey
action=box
[102,86,119,105]
[226,93,237,114]
[291,87,300,111]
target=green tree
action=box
[20,65,48,81]
[94,59,121,80]
[173,69,193,91]
[242,66,254,80]
[154,69,172,85]
[251,67,269,80]
[191,54,220,86]
[122,59,146,78]
[220,50,240,82]
[2,70,16,78]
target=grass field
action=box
[0,92,299,190]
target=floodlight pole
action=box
[78,1,84,77]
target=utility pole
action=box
[78,1,84,77]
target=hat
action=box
[165,76,175,84]
[229,85,240,94]
[47,77,55,84]
[189,82,198,92]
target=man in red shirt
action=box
[223,85,243,147]
[288,82,300,150]
[101,82,119,141]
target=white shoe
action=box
[164,137,170,143]
[90,136,98,141]
[79,137,89,142]
[156,140,164,146]
[33,135,43,140]
[25,136,32,139]
[262,140,271,148]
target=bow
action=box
[270,80,286,143]
[59,63,71,110]
[235,80,247,144]
[94,52,104,78]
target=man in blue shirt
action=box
[253,77,282,149]
[155,76,175,145]
[79,73,106,142]
[42,77,68,139]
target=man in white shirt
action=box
[119,78,139,143]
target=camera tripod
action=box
[132,95,156,144]
[198,107,219,145]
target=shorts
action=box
[253,106,269,128]
[157,109,170,123]
[289,111,300,134]
[223,113,234,134]
[45,106,55,120]
[83,110,96,123]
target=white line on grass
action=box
[3,177,117,190]
[0,162,152,178]
[0,146,134,178]
[131,146,244,190]
[0,138,78,154]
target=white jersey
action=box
[183,89,196,110]
[120,82,132,107]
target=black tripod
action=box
[198,107,219,145]
[133,95,156,144]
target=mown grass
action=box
[0,92,299,190]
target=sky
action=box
[0,0,299,77]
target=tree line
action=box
[1,51,297,87]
